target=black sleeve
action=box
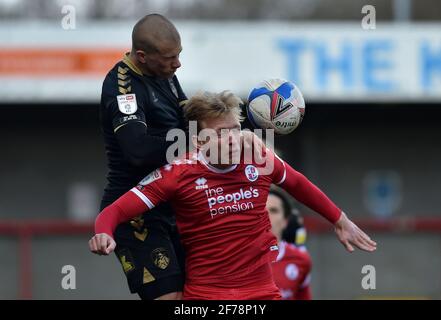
[115,122,172,168]
[105,94,172,168]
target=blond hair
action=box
[183,91,244,130]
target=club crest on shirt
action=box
[285,263,299,280]
[151,247,170,270]
[245,165,259,182]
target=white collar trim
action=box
[197,151,238,174]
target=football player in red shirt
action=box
[89,91,377,300]
[267,188,312,300]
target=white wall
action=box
[1,21,441,102]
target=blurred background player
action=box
[282,205,307,247]
[99,14,187,300]
[267,187,312,300]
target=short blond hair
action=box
[183,91,244,129]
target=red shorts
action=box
[183,263,281,300]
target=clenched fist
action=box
[89,233,116,256]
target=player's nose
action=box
[172,58,181,69]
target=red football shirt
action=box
[95,148,341,287]
[272,241,312,300]
[129,151,285,286]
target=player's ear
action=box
[282,217,289,230]
[135,50,147,64]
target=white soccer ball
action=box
[246,79,305,135]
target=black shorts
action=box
[113,215,185,299]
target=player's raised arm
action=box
[103,93,174,168]
[271,153,377,253]
[116,121,173,168]
[112,84,187,168]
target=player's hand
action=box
[241,130,265,163]
[89,233,116,255]
[334,212,377,252]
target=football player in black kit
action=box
[97,14,187,300]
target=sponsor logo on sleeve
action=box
[118,114,139,125]
[139,169,162,186]
[117,93,138,115]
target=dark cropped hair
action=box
[269,186,306,246]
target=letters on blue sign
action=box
[277,39,306,85]
[315,42,353,89]
[362,40,395,92]
[278,38,397,93]
[421,41,441,89]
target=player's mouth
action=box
[163,70,177,79]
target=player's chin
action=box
[164,70,177,78]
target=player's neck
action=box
[210,163,235,170]
[128,52,153,76]
[198,151,237,172]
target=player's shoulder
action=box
[247,147,284,166]
[284,241,308,255]
[279,241,310,260]
[240,146,285,182]
[283,243,312,267]
[135,156,196,189]
[159,152,199,175]
[102,58,143,99]
[262,147,284,164]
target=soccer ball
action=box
[246,79,305,135]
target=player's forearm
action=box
[116,123,172,168]
[95,191,147,238]
[280,164,341,224]
[125,137,171,167]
